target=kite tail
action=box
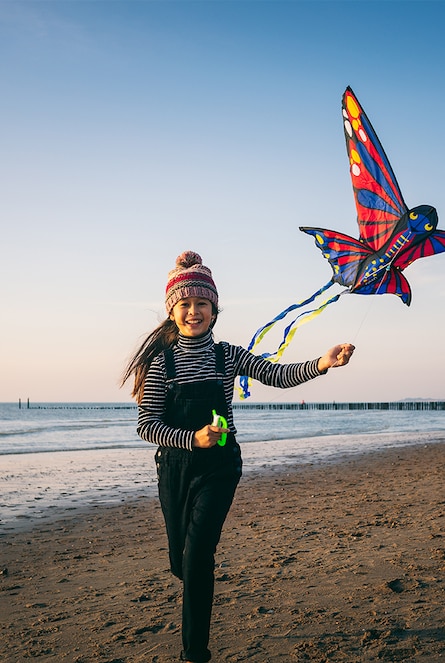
[261,290,344,362]
[246,281,334,352]
[238,281,343,399]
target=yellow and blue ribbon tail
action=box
[245,281,334,353]
[238,281,344,399]
[261,290,344,361]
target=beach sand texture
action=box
[1,443,444,662]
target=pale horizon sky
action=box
[2,0,445,403]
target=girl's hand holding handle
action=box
[193,424,229,448]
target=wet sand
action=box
[1,442,444,662]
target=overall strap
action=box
[163,348,176,381]
[215,343,226,376]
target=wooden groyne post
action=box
[233,401,445,411]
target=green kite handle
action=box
[212,409,228,446]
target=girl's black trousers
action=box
[156,442,242,662]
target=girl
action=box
[122,251,354,663]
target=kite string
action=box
[348,269,389,344]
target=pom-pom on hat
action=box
[165,251,218,314]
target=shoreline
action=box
[1,434,445,535]
[2,434,445,535]
[1,442,445,661]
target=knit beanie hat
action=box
[165,251,219,314]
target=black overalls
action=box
[154,343,242,663]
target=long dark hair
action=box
[122,305,219,403]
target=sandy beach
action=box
[1,442,444,662]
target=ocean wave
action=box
[0,419,133,438]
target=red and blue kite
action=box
[239,87,445,398]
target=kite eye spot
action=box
[409,212,418,220]
[424,223,433,231]
[315,233,324,245]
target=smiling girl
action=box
[122,251,354,663]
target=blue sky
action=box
[2,0,445,402]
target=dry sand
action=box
[1,442,444,662]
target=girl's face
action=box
[170,297,215,337]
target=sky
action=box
[2,0,445,403]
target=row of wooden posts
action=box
[19,400,445,411]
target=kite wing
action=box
[342,87,408,251]
[352,267,412,305]
[299,225,414,305]
[392,227,445,271]
[299,226,372,288]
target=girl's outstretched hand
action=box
[318,343,355,372]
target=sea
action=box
[1,402,444,533]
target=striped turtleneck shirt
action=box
[137,330,325,451]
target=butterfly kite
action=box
[239,86,445,398]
